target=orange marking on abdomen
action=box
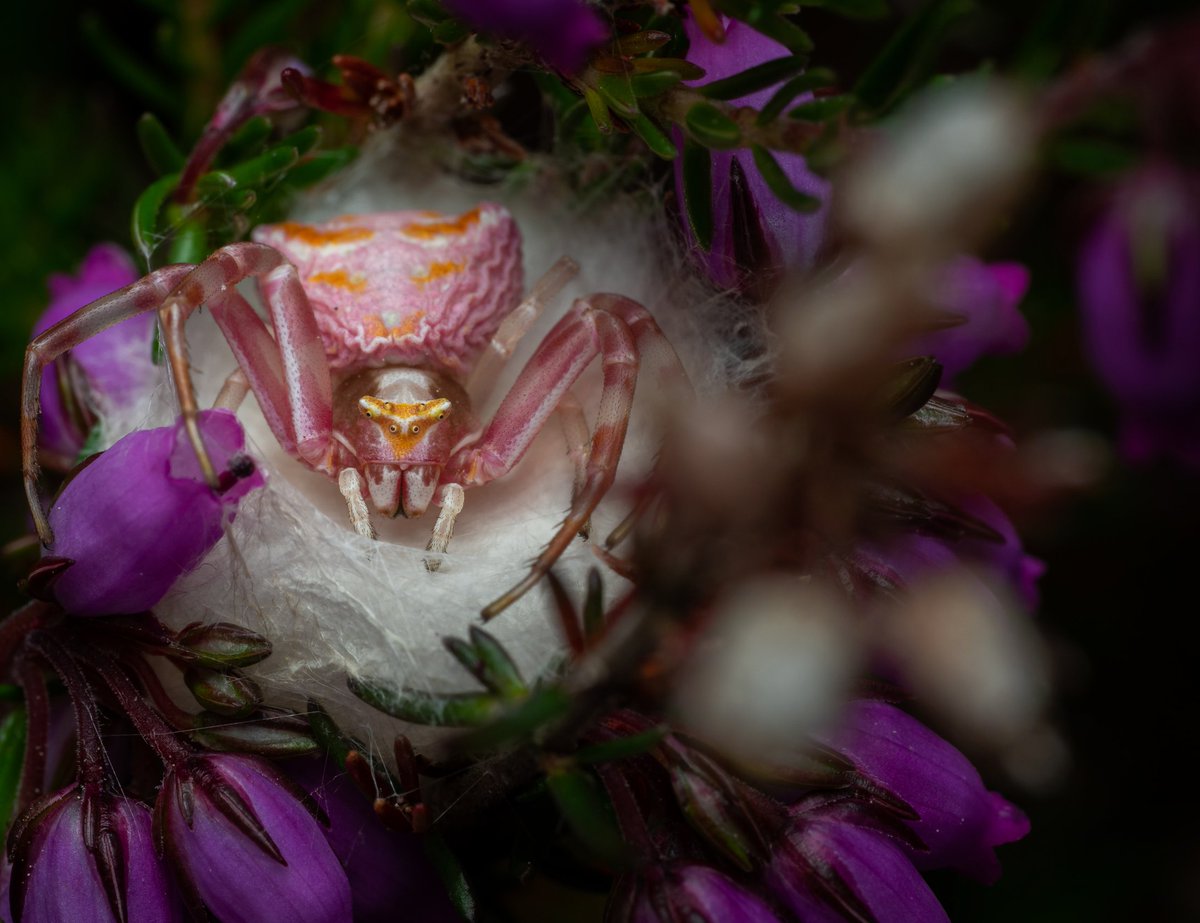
[363,315,390,340]
[278,222,375,246]
[308,269,368,291]
[392,311,425,338]
[410,261,463,287]
[402,208,481,240]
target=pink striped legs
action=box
[22,265,193,544]
[157,243,334,487]
[437,293,690,620]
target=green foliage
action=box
[0,707,26,834]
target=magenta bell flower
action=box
[443,0,608,73]
[32,244,146,463]
[854,493,1043,612]
[46,409,264,616]
[915,257,1031,384]
[1078,164,1200,466]
[767,807,950,923]
[612,863,785,923]
[8,785,183,922]
[819,699,1030,884]
[288,758,460,923]
[673,15,829,297]
[157,754,351,923]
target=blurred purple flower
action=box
[32,245,147,464]
[612,863,784,923]
[915,258,1031,383]
[9,785,183,922]
[289,758,459,923]
[766,806,949,923]
[443,0,608,73]
[819,699,1030,884]
[47,409,264,616]
[855,493,1043,612]
[158,754,351,923]
[673,15,829,297]
[1078,164,1200,466]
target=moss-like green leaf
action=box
[573,726,668,765]
[751,145,822,211]
[546,766,626,866]
[632,57,705,80]
[348,675,502,726]
[714,0,815,53]
[423,833,477,922]
[628,70,683,98]
[853,0,976,115]
[0,707,27,834]
[685,102,742,149]
[131,172,181,268]
[799,0,890,19]
[787,94,854,122]
[137,113,185,176]
[283,148,359,188]
[628,113,679,160]
[681,140,715,250]
[757,68,838,125]
[698,55,810,101]
[582,85,614,134]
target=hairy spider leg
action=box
[157,243,334,489]
[22,264,194,545]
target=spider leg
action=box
[441,296,651,620]
[557,389,592,541]
[468,255,579,394]
[338,468,377,540]
[158,242,334,487]
[22,264,193,545]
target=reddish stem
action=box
[26,632,108,789]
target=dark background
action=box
[3,2,1198,919]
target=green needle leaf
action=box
[751,145,823,212]
[628,113,678,160]
[137,114,185,175]
[681,140,715,251]
[546,766,626,866]
[0,707,27,833]
[348,675,502,726]
[698,55,811,101]
[131,173,181,268]
[685,102,742,149]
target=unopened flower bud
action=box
[9,784,183,922]
[185,666,263,717]
[157,754,351,923]
[175,621,273,670]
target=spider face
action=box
[330,367,473,518]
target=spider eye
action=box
[437,413,445,420]
[417,402,426,410]
[363,410,372,418]
[411,425,420,435]
[388,424,398,433]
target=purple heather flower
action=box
[9,785,183,922]
[46,409,264,617]
[1078,164,1200,466]
[766,807,949,923]
[443,0,608,73]
[673,15,829,298]
[915,258,1031,383]
[855,493,1043,612]
[819,699,1030,884]
[32,244,147,463]
[288,758,460,923]
[612,863,785,923]
[158,754,351,923]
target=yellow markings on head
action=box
[277,222,375,246]
[308,269,368,291]
[401,207,481,240]
[410,261,464,288]
[359,396,452,456]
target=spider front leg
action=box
[156,243,334,488]
[439,294,685,620]
[22,264,194,544]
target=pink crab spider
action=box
[23,204,688,619]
